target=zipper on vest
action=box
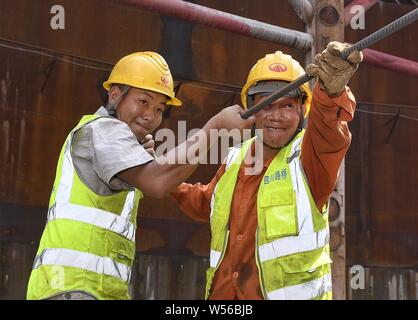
[255,228,267,299]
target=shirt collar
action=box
[95,106,117,118]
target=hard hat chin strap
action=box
[285,103,305,146]
[297,103,305,130]
[106,85,130,117]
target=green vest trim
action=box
[206,131,332,300]
[27,114,143,300]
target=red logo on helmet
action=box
[269,63,287,72]
[160,76,169,85]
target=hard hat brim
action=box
[168,96,182,107]
[102,81,182,107]
[248,81,301,98]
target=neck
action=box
[261,143,279,161]
[252,138,279,165]
[255,129,301,163]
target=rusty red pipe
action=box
[363,48,418,77]
[113,0,313,50]
[114,0,418,78]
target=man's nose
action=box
[266,106,285,120]
[142,108,155,123]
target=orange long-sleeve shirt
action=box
[172,82,356,299]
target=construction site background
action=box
[0,0,417,299]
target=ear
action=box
[108,85,122,105]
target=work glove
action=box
[306,41,363,96]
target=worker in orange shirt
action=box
[172,42,363,300]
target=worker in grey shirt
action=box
[27,52,255,300]
[71,105,156,196]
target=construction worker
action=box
[26,52,255,300]
[172,42,363,300]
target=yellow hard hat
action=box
[241,51,311,117]
[103,52,182,106]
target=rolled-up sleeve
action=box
[301,82,356,211]
[89,118,154,185]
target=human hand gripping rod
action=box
[241,8,418,119]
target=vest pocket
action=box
[99,232,135,299]
[261,189,298,239]
[279,249,332,274]
[277,249,332,299]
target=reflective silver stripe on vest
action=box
[51,130,136,241]
[266,273,332,300]
[48,204,136,242]
[258,228,329,262]
[209,183,219,220]
[258,136,327,262]
[120,190,135,220]
[209,144,241,220]
[225,146,241,170]
[210,143,246,215]
[33,248,131,283]
[210,249,222,268]
[288,136,315,236]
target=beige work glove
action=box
[306,41,363,97]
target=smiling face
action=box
[253,93,303,150]
[108,86,167,140]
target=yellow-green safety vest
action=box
[27,114,143,300]
[205,131,333,300]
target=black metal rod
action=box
[241,8,418,119]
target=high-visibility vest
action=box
[205,131,333,300]
[27,114,143,300]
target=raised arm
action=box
[303,41,362,210]
[301,82,356,211]
[117,105,255,198]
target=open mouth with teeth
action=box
[266,127,287,131]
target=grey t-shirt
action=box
[71,107,154,195]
